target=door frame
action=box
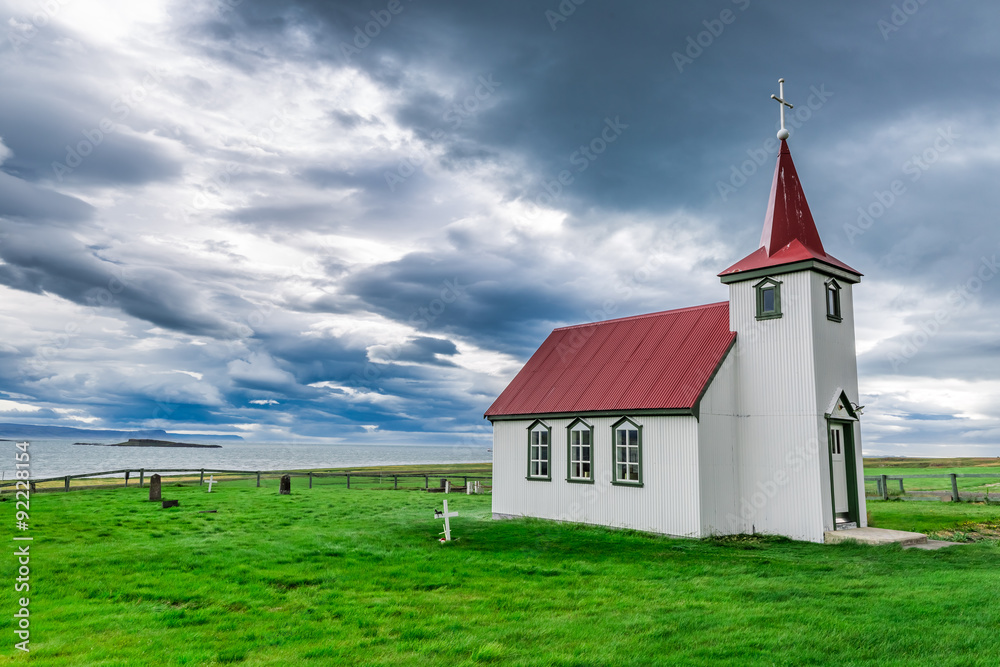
[826,417,860,526]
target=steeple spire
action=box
[758,139,826,257]
[718,79,861,281]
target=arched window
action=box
[566,418,594,483]
[754,277,782,320]
[526,420,551,480]
[611,417,643,486]
[825,278,842,322]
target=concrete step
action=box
[824,527,928,546]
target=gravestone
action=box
[162,499,179,508]
[149,474,162,502]
[280,474,291,495]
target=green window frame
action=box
[526,420,552,481]
[566,418,594,484]
[754,277,782,320]
[611,417,643,486]
[825,278,842,322]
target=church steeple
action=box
[719,80,860,282]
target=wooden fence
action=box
[865,472,1000,502]
[0,468,492,494]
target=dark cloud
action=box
[0,0,996,451]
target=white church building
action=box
[486,95,867,543]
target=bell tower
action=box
[717,80,867,540]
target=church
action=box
[485,84,867,543]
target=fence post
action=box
[139,469,144,488]
[257,472,261,488]
[424,475,428,490]
[309,472,313,489]
[347,474,350,489]
[124,471,130,487]
[897,478,904,493]
[200,469,204,486]
[951,473,960,502]
[880,474,889,500]
[463,476,467,490]
[64,476,70,492]
[394,475,398,490]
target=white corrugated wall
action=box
[728,271,827,543]
[809,273,867,528]
[696,348,740,535]
[491,415,702,537]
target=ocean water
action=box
[2,439,492,480]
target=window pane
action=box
[582,430,591,445]
[540,446,547,459]
[628,447,638,463]
[539,430,548,445]
[540,462,548,476]
[617,446,626,463]
[582,445,590,462]
[628,465,638,481]
[763,287,775,312]
[582,463,590,478]
[628,429,638,447]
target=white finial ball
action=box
[777,128,790,140]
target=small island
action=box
[72,438,222,449]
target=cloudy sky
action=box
[0,0,997,454]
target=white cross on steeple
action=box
[770,78,794,140]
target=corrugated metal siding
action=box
[728,271,826,543]
[492,416,702,537]
[697,349,739,535]
[484,303,736,416]
[810,273,867,528]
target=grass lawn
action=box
[3,481,1000,666]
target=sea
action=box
[2,439,492,481]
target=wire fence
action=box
[0,467,493,495]
[865,473,1000,502]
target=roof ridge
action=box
[552,301,728,332]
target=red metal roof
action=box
[719,139,861,279]
[484,302,736,418]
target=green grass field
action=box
[3,478,1000,666]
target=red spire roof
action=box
[719,139,861,279]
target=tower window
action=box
[754,277,782,320]
[826,278,842,322]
